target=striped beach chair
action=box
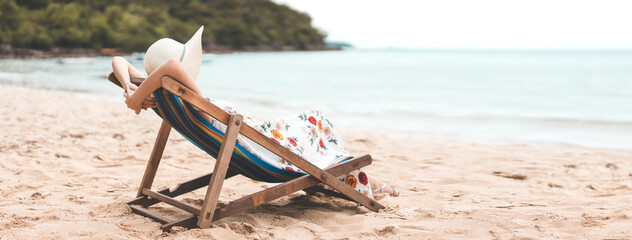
[107,73,384,230]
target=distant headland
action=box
[0,0,340,58]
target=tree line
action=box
[0,0,327,51]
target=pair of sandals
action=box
[372,183,400,197]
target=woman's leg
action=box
[369,178,399,196]
[112,56,145,94]
[125,58,203,114]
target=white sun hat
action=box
[144,26,204,80]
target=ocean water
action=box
[1,49,631,149]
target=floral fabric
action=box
[204,98,373,199]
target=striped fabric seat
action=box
[152,88,305,183]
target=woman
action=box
[112,26,398,197]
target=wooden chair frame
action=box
[107,73,384,230]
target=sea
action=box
[1,49,631,149]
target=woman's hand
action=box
[113,56,157,114]
[124,83,137,96]
[124,91,143,114]
[142,95,157,109]
[124,86,157,114]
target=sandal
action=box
[372,183,400,197]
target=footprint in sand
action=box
[605,163,618,170]
[55,153,71,159]
[492,171,527,180]
[112,133,126,140]
[4,215,40,229]
[30,192,48,200]
[375,226,400,236]
[547,183,563,188]
[580,213,609,227]
[218,222,257,236]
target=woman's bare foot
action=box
[370,179,400,197]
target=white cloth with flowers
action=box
[204,98,374,199]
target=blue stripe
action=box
[152,89,305,182]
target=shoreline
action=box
[0,45,342,59]
[1,84,631,239]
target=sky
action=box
[273,0,632,49]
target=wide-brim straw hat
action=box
[144,26,204,80]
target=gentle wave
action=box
[1,50,631,149]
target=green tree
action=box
[0,0,328,51]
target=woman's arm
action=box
[112,56,145,94]
[125,58,203,114]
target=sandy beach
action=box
[0,84,631,239]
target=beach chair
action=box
[107,73,384,230]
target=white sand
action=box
[0,85,631,239]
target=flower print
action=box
[318,138,324,148]
[323,126,331,136]
[345,175,358,188]
[308,116,317,126]
[244,116,259,126]
[288,137,297,147]
[271,129,283,140]
[325,118,333,128]
[298,113,308,121]
[275,120,285,130]
[223,106,236,114]
[270,137,280,144]
[358,171,368,185]
[293,148,304,157]
[260,122,272,132]
[273,120,289,131]
[317,120,323,132]
[307,126,318,145]
[284,166,294,172]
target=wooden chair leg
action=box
[197,114,243,228]
[160,154,373,231]
[137,120,172,197]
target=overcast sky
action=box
[273,0,632,49]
